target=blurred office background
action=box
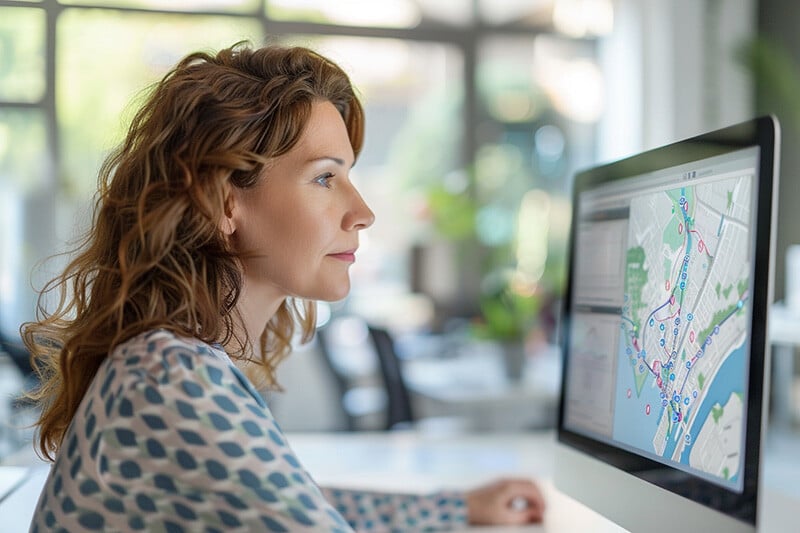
[1,0,799,453]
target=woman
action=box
[24,42,545,532]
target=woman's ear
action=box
[220,214,235,236]
[220,183,236,237]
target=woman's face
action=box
[229,100,374,303]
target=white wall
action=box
[597,0,756,162]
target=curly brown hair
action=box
[22,42,365,461]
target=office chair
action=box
[317,317,469,433]
[314,323,388,431]
[0,331,33,378]
[366,325,415,430]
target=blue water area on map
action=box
[678,341,745,477]
[612,333,666,452]
[612,331,746,478]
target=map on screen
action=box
[564,148,758,493]
[614,173,752,484]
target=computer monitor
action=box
[554,116,780,532]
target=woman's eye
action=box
[314,173,334,188]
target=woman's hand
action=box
[465,478,545,525]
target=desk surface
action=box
[291,431,623,532]
[288,431,797,532]
[3,431,797,532]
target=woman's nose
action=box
[344,186,375,231]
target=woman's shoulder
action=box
[109,328,232,381]
[91,328,269,416]
[113,328,222,358]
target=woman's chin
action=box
[306,283,351,303]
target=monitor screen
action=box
[555,116,779,532]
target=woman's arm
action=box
[320,486,468,531]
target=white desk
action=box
[4,431,797,532]
[291,431,623,532]
[288,431,796,532]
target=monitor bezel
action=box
[556,116,779,527]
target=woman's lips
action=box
[328,251,356,262]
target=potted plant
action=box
[470,269,542,382]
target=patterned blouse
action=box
[30,329,468,532]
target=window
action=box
[0,0,603,339]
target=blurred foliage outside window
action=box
[0,7,45,102]
[419,34,595,342]
[738,37,800,133]
[57,9,263,199]
[0,0,599,342]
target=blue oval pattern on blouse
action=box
[208,412,232,431]
[207,366,223,385]
[268,429,284,446]
[165,521,185,533]
[100,368,116,397]
[108,482,127,496]
[222,492,247,509]
[173,502,197,520]
[298,492,318,510]
[85,413,96,438]
[175,449,197,470]
[231,385,249,398]
[61,496,76,514]
[104,395,115,417]
[238,469,261,489]
[212,394,239,414]
[153,474,177,493]
[119,460,141,479]
[218,441,245,457]
[118,397,134,417]
[181,380,203,398]
[252,447,275,462]
[79,479,100,497]
[268,472,289,489]
[69,456,82,479]
[218,510,241,527]
[142,414,167,430]
[115,429,136,446]
[205,459,227,480]
[67,433,78,458]
[104,498,124,513]
[78,511,105,530]
[255,487,278,503]
[144,386,164,404]
[135,493,157,512]
[90,436,100,459]
[260,515,289,532]
[175,399,198,420]
[145,438,166,458]
[178,429,205,446]
[178,353,195,370]
[241,420,263,436]
[289,507,314,526]
[246,403,267,419]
